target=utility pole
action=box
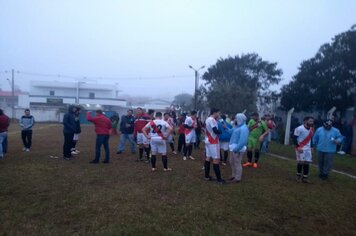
[11,69,15,120]
[188,65,205,110]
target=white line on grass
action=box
[267,153,356,180]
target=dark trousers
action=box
[95,135,110,162]
[317,151,334,177]
[63,133,74,157]
[21,130,33,149]
[178,133,186,153]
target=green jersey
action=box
[248,119,267,139]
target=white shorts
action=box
[185,132,196,144]
[150,137,167,154]
[220,142,229,151]
[296,148,312,162]
[166,134,174,144]
[137,133,149,145]
[205,143,220,159]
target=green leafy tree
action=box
[280,25,356,155]
[201,53,282,115]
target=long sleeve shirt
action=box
[313,127,343,153]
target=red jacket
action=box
[0,114,10,133]
[134,113,151,136]
[86,112,112,135]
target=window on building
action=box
[89,92,95,99]
[50,91,55,96]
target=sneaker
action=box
[222,162,227,166]
[71,151,79,155]
[217,179,226,184]
[63,156,72,161]
[295,175,302,183]
[201,166,205,170]
[252,163,258,168]
[74,149,80,154]
[145,159,150,164]
[337,151,346,155]
[25,148,30,152]
[164,168,172,172]
[172,151,177,155]
[204,176,213,181]
[22,147,26,151]
[302,177,311,183]
[188,156,195,160]
[243,162,252,167]
[89,160,99,164]
[151,168,157,172]
[183,156,187,161]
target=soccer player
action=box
[243,112,269,168]
[294,116,314,183]
[183,110,197,160]
[87,110,112,164]
[177,114,186,154]
[218,114,232,165]
[20,108,35,152]
[142,112,173,172]
[134,107,151,162]
[313,119,343,180]
[204,108,225,184]
[164,112,177,154]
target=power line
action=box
[15,70,193,81]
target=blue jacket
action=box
[313,127,343,153]
[218,120,232,142]
[229,124,249,153]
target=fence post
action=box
[284,108,295,145]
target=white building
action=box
[18,80,127,109]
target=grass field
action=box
[0,123,356,235]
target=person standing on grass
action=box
[177,114,186,154]
[183,110,197,160]
[134,107,151,162]
[71,106,81,155]
[20,108,35,152]
[87,110,112,164]
[294,116,315,183]
[0,109,10,159]
[243,112,269,168]
[164,112,177,155]
[117,109,136,155]
[204,108,225,184]
[218,114,232,166]
[194,117,203,149]
[62,105,77,160]
[229,113,249,183]
[142,112,173,172]
[313,119,343,180]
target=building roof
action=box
[0,91,26,97]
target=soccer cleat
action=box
[242,162,252,167]
[252,163,258,168]
[183,156,187,161]
[164,168,172,172]
[188,156,195,160]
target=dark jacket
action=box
[0,114,10,133]
[63,105,77,134]
[120,115,135,134]
[74,114,81,134]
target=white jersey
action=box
[144,119,171,140]
[184,116,196,136]
[294,125,314,150]
[205,117,219,144]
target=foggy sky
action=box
[1,0,355,101]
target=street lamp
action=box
[188,65,205,110]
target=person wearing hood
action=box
[62,105,77,160]
[313,119,343,180]
[229,113,249,183]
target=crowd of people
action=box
[0,106,351,184]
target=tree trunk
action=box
[351,92,356,156]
